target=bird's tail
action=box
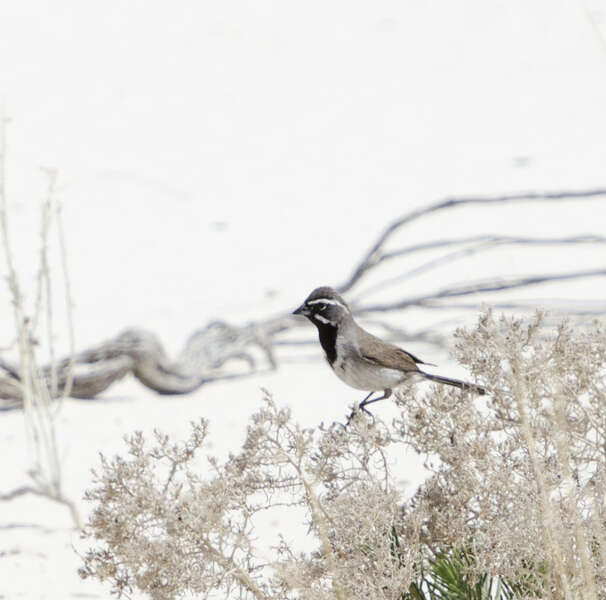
[422,372,486,395]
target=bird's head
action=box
[293,286,351,327]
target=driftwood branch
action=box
[1,189,605,409]
[0,318,294,408]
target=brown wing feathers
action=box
[358,329,484,393]
[360,342,425,373]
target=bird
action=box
[293,286,485,417]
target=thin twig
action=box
[356,268,606,313]
[0,112,78,527]
[382,234,606,263]
[39,169,58,396]
[0,485,81,529]
[410,300,606,315]
[338,190,606,293]
[352,235,606,302]
[55,199,75,399]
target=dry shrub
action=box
[0,114,79,525]
[399,311,606,599]
[80,311,606,600]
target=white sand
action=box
[1,1,606,597]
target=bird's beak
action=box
[293,304,310,316]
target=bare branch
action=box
[55,200,76,399]
[354,234,606,301]
[356,268,606,313]
[382,234,606,263]
[338,190,606,293]
[412,300,606,315]
[0,485,81,529]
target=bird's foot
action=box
[344,403,375,427]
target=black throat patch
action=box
[317,323,338,365]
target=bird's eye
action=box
[317,303,327,311]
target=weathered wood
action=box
[0,321,288,408]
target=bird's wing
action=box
[357,329,429,372]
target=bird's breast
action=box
[332,359,406,391]
[332,336,408,391]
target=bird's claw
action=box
[343,403,375,427]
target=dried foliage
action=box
[397,311,606,599]
[80,399,418,599]
[0,112,80,526]
[80,311,606,600]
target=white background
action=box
[1,1,606,598]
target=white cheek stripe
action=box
[313,314,333,325]
[307,298,348,310]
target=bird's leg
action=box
[358,391,375,410]
[346,390,393,425]
[345,392,374,425]
[359,388,392,410]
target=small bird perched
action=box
[293,286,485,416]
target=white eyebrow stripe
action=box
[313,314,333,325]
[307,298,348,310]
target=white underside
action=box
[330,332,427,391]
[332,356,418,391]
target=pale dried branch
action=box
[0,114,80,527]
[55,201,76,398]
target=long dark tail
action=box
[422,372,486,395]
